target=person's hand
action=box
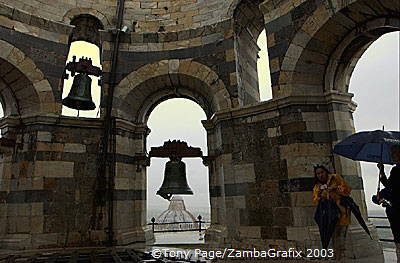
[320,184,328,190]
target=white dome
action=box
[157,196,197,224]
[171,196,184,201]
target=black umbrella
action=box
[340,196,372,239]
[314,199,340,248]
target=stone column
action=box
[112,119,154,245]
[324,91,379,259]
[202,95,383,261]
[204,104,291,248]
[203,120,228,245]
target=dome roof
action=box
[157,196,196,224]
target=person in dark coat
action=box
[378,145,400,261]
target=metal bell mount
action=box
[149,140,204,200]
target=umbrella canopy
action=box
[340,196,372,239]
[333,130,400,164]
[314,199,340,249]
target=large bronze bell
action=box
[62,73,96,110]
[157,156,193,200]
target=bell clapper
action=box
[159,193,172,201]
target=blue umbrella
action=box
[333,130,400,165]
[333,130,400,237]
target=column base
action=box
[290,223,384,262]
[205,224,227,246]
[0,234,31,250]
[204,223,383,262]
[115,226,155,246]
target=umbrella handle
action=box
[377,172,381,195]
[377,141,383,195]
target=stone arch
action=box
[0,40,57,117]
[0,77,18,117]
[280,0,399,96]
[66,14,105,47]
[230,0,266,104]
[62,8,110,29]
[113,59,232,123]
[231,0,265,37]
[325,17,400,93]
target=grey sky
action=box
[350,32,400,211]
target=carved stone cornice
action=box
[203,92,357,129]
[0,115,149,134]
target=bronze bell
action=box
[157,156,193,200]
[62,73,96,110]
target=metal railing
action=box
[148,215,211,233]
[369,216,394,243]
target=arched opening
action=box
[146,98,210,244]
[349,32,400,223]
[69,14,104,46]
[113,60,232,124]
[62,15,103,118]
[61,41,102,118]
[257,29,272,101]
[233,0,267,105]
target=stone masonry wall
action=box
[0,0,235,32]
[0,11,71,116]
[0,117,102,248]
[204,93,382,260]
[0,116,151,248]
[260,0,399,98]
[0,0,395,259]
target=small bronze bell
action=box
[157,156,193,200]
[62,73,96,110]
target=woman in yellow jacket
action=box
[312,165,352,262]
